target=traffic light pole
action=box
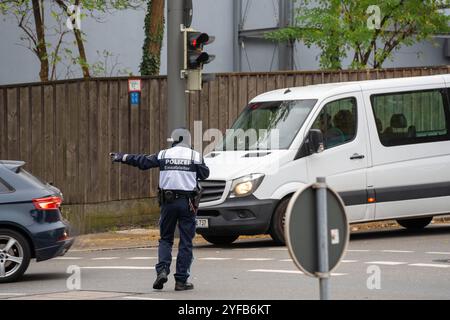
[167,0,187,139]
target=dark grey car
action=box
[0,160,74,283]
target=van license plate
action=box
[196,219,209,229]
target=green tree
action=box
[267,0,450,70]
[0,0,144,81]
[140,0,165,76]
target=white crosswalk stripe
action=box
[81,266,155,270]
[248,269,347,276]
[365,261,407,266]
[408,263,450,269]
[426,252,450,255]
[198,257,232,261]
[239,258,275,261]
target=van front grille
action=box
[199,180,226,203]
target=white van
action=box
[196,75,450,245]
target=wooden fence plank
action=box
[30,86,43,176]
[108,80,120,201]
[78,81,89,203]
[218,76,229,134]
[7,88,19,160]
[88,81,99,203]
[43,85,55,185]
[19,87,30,166]
[0,89,6,159]
[55,84,66,196]
[149,79,160,197]
[138,79,151,199]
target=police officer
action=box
[110,128,209,291]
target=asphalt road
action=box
[1,224,450,300]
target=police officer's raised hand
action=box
[110,152,126,163]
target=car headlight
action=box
[229,174,265,198]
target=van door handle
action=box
[350,153,365,160]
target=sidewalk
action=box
[70,217,450,252]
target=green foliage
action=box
[140,0,164,76]
[267,0,450,70]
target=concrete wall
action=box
[0,1,449,83]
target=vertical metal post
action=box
[167,0,187,139]
[316,177,330,300]
[233,0,242,72]
[278,0,294,70]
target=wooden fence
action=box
[1,66,449,208]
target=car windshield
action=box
[216,99,317,151]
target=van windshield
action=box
[217,99,317,151]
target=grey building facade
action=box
[0,0,449,85]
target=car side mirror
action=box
[307,129,324,154]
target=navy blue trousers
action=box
[155,198,196,283]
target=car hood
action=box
[203,150,291,181]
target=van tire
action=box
[269,197,291,245]
[0,229,31,283]
[397,217,433,230]
[201,235,239,246]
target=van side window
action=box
[371,89,450,147]
[311,97,357,149]
[0,179,11,193]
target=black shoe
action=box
[175,282,194,291]
[153,271,168,290]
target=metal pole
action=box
[316,177,330,300]
[167,0,187,138]
[278,0,293,70]
[233,0,242,72]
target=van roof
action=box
[250,74,449,102]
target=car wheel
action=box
[0,229,31,283]
[269,197,291,245]
[397,217,433,230]
[201,235,239,246]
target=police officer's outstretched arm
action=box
[110,152,159,170]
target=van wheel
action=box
[397,217,433,230]
[0,229,31,283]
[269,197,291,245]
[201,235,239,246]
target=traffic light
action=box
[185,30,215,70]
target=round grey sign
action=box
[285,184,349,277]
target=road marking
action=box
[127,257,157,260]
[54,257,82,260]
[426,252,450,255]
[239,258,275,261]
[248,269,347,276]
[279,259,293,262]
[198,257,232,261]
[341,260,358,263]
[123,296,168,300]
[381,250,414,253]
[365,261,406,266]
[81,266,155,270]
[91,257,119,260]
[0,293,25,296]
[409,263,450,269]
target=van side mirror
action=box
[307,129,324,154]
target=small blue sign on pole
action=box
[130,92,140,106]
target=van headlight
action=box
[229,174,265,198]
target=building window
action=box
[311,97,357,150]
[371,89,450,147]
